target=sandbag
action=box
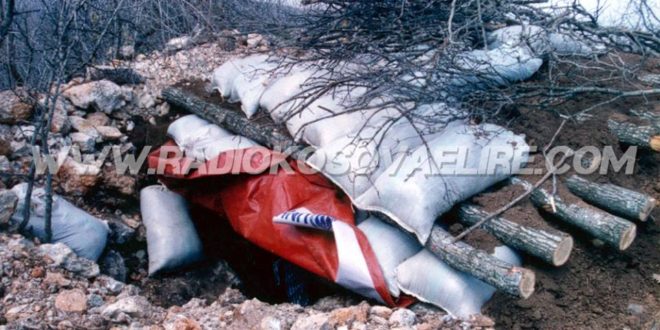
[487,25,601,57]
[140,185,204,275]
[396,246,521,318]
[355,122,529,243]
[10,183,109,261]
[358,216,421,297]
[210,54,275,118]
[260,68,317,123]
[167,115,257,161]
[307,106,464,201]
[455,45,543,87]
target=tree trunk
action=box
[511,178,637,251]
[565,175,656,222]
[608,116,660,152]
[426,226,536,298]
[458,204,573,266]
[162,86,536,298]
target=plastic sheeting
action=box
[140,185,204,275]
[487,25,602,57]
[10,183,109,261]
[358,216,421,297]
[455,45,543,87]
[396,246,521,318]
[355,121,529,243]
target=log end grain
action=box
[553,235,574,266]
[517,268,536,299]
[619,224,637,251]
[640,197,657,222]
[650,135,660,152]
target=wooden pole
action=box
[565,175,656,222]
[162,86,536,298]
[608,115,660,152]
[427,226,536,298]
[511,178,637,251]
[458,204,573,266]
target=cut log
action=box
[511,178,637,251]
[608,115,660,152]
[162,86,536,298]
[458,204,573,266]
[427,226,536,299]
[565,175,656,222]
[162,87,310,159]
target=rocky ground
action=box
[0,32,477,329]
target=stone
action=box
[97,275,125,295]
[96,126,123,141]
[70,132,97,153]
[247,33,266,48]
[50,101,72,134]
[167,316,202,330]
[88,294,105,308]
[469,314,495,327]
[0,90,33,124]
[0,124,11,156]
[291,313,331,330]
[136,90,156,109]
[627,303,644,315]
[389,309,416,327]
[5,304,28,322]
[39,243,75,266]
[30,266,45,278]
[166,36,193,51]
[0,189,18,226]
[260,316,282,330]
[86,112,110,127]
[57,158,101,196]
[63,80,127,114]
[44,272,72,287]
[369,305,392,319]
[55,289,88,312]
[328,302,369,327]
[69,116,99,136]
[39,243,100,278]
[653,274,660,284]
[99,250,127,282]
[101,296,151,321]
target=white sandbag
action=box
[357,216,421,297]
[307,106,462,200]
[210,54,275,118]
[456,45,543,87]
[167,115,257,161]
[396,246,521,318]
[487,25,549,54]
[10,183,109,261]
[355,122,529,243]
[488,25,602,57]
[259,68,316,123]
[140,185,204,275]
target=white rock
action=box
[70,132,96,153]
[291,313,330,330]
[95,126,122,141]
[101,296,150,321]
[389,309,416,327]
[0,189,18,226]
[69,116,99,137]
[63,80,127,114]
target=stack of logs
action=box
[161,87,657,300]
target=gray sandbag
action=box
[396,246,521,318]
[357,216,421,297]
[10,183,109,261]
[140,185,204,275]
[355,121,529,243]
